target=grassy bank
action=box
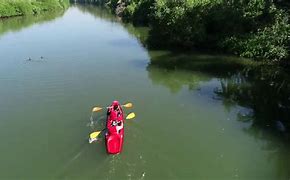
[91,0,290,63]
[0,0,69,18]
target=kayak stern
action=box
[106,133,124,154]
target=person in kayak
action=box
[112,101,121,117]
[111,120,123,133]
[107,101,121,117]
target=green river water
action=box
[0,4,290,180]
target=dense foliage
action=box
[99,0,290,62]
[149,0,290,62]
[122,0,154,25]
[0,0,69,18]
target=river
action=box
[0,4,290,179]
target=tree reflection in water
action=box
[147,50,290,178]
[215,66,290,138]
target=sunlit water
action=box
[0,5,290,179]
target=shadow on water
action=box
[0,10,66,37]
[215,65,290,138]
[148,51,290,134]
[213,64,290,178]
[148,50,256,77]
[146,48,290,139]
[147,65,211,94]
[147,50,290,178]
[76,4,118,23]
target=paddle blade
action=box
[123,103,133,108]
[90,131,101,139]
[92,107,102,112]
[126,112,136,120]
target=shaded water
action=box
[0,4,290,179]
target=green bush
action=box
[123,0,154,25]
[123,1,137,19]
[0,1,19,17]
[0,0,69,18]
[149,0,227,48]
[13,1,34,15]
[147,0,290,62]
[223,8,290,61]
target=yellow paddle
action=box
[126,112,136,120]
[91,102,133,112]
[123,103,133,108]
[89,131,102,143]
[90,131,102,139]
[92,107,103,112]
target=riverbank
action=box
[90,0,290,64]
[0,0,69,18]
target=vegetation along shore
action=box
[0,0,69,18]
[79,0,290,64]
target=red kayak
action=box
[105,101,124,154]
